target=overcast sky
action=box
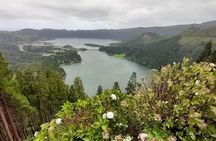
[0,0,216,30]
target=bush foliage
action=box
[34,59,216,141]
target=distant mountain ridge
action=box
[15,20,216,41]
[0,31,24,44]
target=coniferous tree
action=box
[96,85,103,95]
[45,70,69,116]
[74,77,87,99]
[69,77,87,102]
[210,50,216,63]
[0,52,33,141]
[112,81,121,92]
[69,85,76,102]
[16,69,69,125]
[125,72,139,95]
[197,41,212,63]
[0,53,13,140]
[0,53,9,83]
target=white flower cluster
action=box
[34,131,38,137]
[116,123,123,126]
[56,118,62,124]
[168,136,177,141]
[112,135,132,141]
[123,136,132,141]
[111,94,117,100]
[102,112,114,119]
[102,130,109,139]
[210,63,215,67]
[195,80,200,86]
[138,133,148,141]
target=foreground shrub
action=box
[34,89,141,140]
[133,58,216,140]
[34,59,216,141]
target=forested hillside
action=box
[0,32,24,44]
[100,26,216,68]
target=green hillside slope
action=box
[101,26,216,68]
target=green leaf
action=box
[102,122,108,131]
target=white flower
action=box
[102,113,107,119]
[179,90,184,95]
[173,62,176,65]
[111,94,117,100]
[102,130,109,139]
[106,112,114,119]
[34,131,38,137]
[189,132,195,139]
[168,136,176,141]
[56,118,62,124]
[190,112,201,118]
[195,80,200,86]
[154,114,162,121]
[48,126,54,133]
[210,63,215,67]
[123,136,132,141]
[116,123,123,126]
[115,135,122,140]
[195,92,199,95]
[138,133,148,141]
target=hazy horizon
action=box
[1,0,216,31]
[1,19,216,32]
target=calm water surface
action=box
[47,38,151,96]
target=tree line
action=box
[0,51,138,141]
[196,41,216,63]
[0,52,86,141]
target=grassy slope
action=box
[114,53,126,59]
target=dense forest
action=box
[0,52,84,140]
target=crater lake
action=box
[47,38,151,96]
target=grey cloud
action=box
[0,0,216,30]
[34,3,111,20]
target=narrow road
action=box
[18,45,26,52]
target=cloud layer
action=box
[1,0,216,30]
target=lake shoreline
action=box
[46,38,151,96]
